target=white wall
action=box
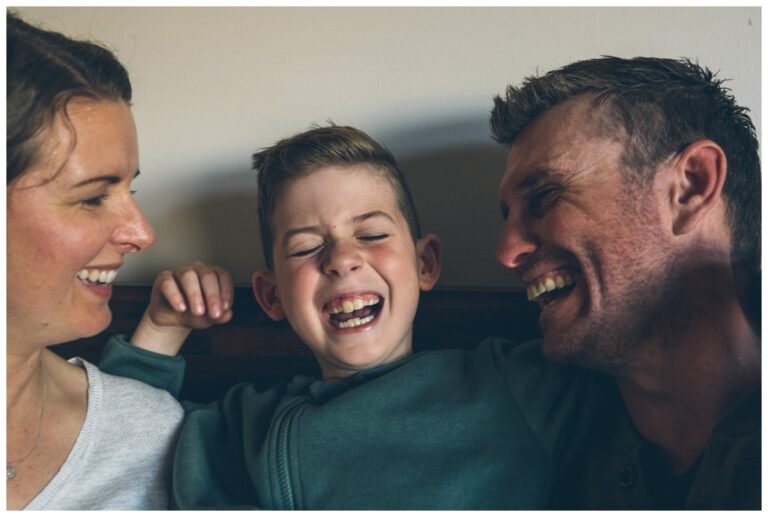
[14,6,761,288]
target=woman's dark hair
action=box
[7,11,133,183]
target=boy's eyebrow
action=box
[281,211,397,246]
[281,225,323,247]
[352,210,396,224]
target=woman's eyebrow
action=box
[71,170,141,188]
[71,175,121,188]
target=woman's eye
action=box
[81,194,108,208]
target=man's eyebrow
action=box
[71,170,141,188]
[516,167,566,191]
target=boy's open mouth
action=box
[323,293,384,329]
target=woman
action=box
[6,12,183,510]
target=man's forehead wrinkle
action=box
[514,166,577,192]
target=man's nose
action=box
[496,219,538,270]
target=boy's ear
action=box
[251,270,286,321]
[666,139,727,236]
[416,233,441,291]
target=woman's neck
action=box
[6,346,46,409]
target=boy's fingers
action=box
[157,271,187,312]
[214,308,234,325]
[214,266,235,310]
[198,266,223,319]
[174,265,206,316]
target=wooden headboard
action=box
[54,285,541,402]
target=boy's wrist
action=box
[130,312,191,356]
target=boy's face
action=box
[254,165,440,381]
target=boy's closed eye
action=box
[288,241,324,258]
[358,233,389,242]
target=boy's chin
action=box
[316,344,413,380]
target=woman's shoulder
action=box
[71,357,184,426]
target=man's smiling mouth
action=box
[526,271,577,305]
[324,294,383,329]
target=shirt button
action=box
[617,465,636,489]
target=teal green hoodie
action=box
[100,336,604,509]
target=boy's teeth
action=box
[527,273,575,301]
[77,269,118,285]
[329,295,381,315]
[337,314,375,329]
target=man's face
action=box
[496,97,675,369]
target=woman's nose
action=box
[112,196,155,253]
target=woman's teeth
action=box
[527,273,575,301]
[77,269,118,284]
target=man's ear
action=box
[667,139,727,235]
[416,233,441,291]
[251,270,286,321]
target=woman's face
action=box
[7,99,155,349]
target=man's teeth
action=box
[328,296,381,315]
[77,269,118,284]
[336,315,376,329]
[527,273,575,301]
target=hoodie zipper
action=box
[275,399,306,509]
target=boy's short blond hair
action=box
[252,124,422,269]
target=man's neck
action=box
[613,288,760,475]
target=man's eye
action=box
[529,187,561,215]
[82,194,108,208]
[290,245,322,258]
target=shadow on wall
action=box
[386,119,520,290]
[145,167,265,286]
[144,121,521,290]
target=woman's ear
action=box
[416,233,441,291]
[251,270,285,321]
[668,139,727,235]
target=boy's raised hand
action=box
[130,261,235,356]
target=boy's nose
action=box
[322,242,363,277]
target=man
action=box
[490,56,760,509]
